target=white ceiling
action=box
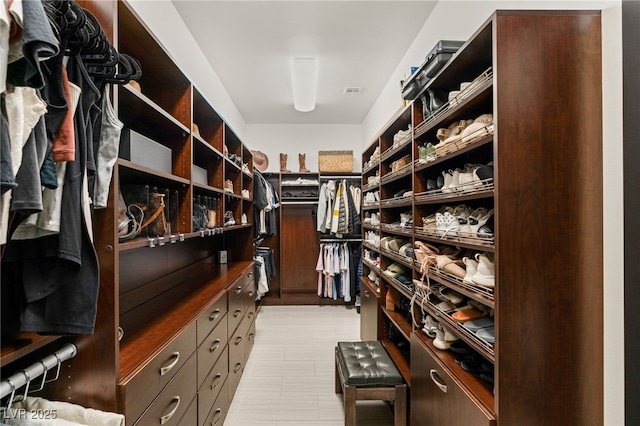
[171,0,438,125]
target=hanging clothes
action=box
[315,242,361,302]
[0,1,141,335]
[253,170,279,238]
[254,246,276,300]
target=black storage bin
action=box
[401,40,465,101]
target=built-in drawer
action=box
[177,395,197,425]
[228,310,252,399]
[132,353,197,426]
[197,314,228,388]
[197,346,229,423]
[196,293,227,346]
[245,318,256,363]
[227,278,251,337]
[121,323,197,424]
[202,377,229,426]
[410,335,495,426]
[228,268,250,308]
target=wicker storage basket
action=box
[318,150,354,173]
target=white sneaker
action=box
[462,256,478,284]
[364,192,376,204]
[469,209,494,236]
[241,213,248,224]
[471,253,495,287]
[370,213,380,226]
[441,170,454,193]
[241,189,250,199]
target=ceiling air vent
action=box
[343,87,362,95]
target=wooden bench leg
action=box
[394,384,407,426]
[344,384,356,426]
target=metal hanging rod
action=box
[319,238,363,243]
[0,343,78,403]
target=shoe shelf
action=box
[379,225,413,238]
[380,247,414,269]
[382,275,414,298]
[382,305,414,341]
[414,231,494,253]
[380,196,413,207]
[362,224,380,232]
[414,74,493,139]
[361,181,380,192]
[416,265,495,309]
[413,184,493,206]
[412,332,495,414]
[380,338,411,386]
[362,160,380,175]
[416,293,495,363]
[362,240,380,252]
[380,137,413,163]
[380,164,413,184]
[362,202,380,210]
[363,259,382,275]
[413,135,493,175]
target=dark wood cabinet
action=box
[411,334,494,426]
[363,10,603,425]
[360,278,380,341]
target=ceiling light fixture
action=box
[290,57,318,112]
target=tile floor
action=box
[224,305,395,426]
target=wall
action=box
[245,124,363,173]
[126,0,247,139]
[363,2,624,425]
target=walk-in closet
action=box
[0,0,630,425]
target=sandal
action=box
[436,254,466,279]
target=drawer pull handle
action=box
[429,369,448,393]
[159,352,180,376]
[211,408,222,425]
[235,286,242,294]
[248,290,255,297]
[234,362,242,373]
[211,373,222,390]
[248,333,254,341]
[209,309,221,321]
[234,309,242,317]
[159,396,180,424]
[209,339,221,353]
[247,272,253,278]
[364,290,371,298]
[248,311,254,319]
[235,336,243,345]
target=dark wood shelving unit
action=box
[0,2,257,425]
[362,10,603,426]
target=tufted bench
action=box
[334,341,407,426]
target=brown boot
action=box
[299,153,310,173]
[280,153,290,172]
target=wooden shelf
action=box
[380,338,411,387]
[1,334,61,368]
